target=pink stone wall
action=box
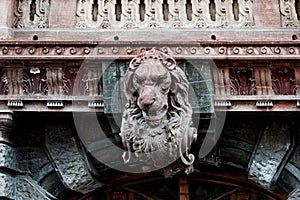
[49,0,77,28]
[253,0,282,27]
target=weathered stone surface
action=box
[44,124,102,194]
[288,187,300,200]
[248,121,294,188]
[120,49,197,174]
[0,172,15,199]
[75,0,254,29]
[14,0,50,29]
[16,176,56,200]
[0,143,17,170]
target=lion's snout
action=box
[139,87,156,111]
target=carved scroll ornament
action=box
[75,0,254,29]
[120,49,197,173]
[14,0,50,29]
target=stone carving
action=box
[121,0,139,29]
[254,67,273,95]
[248,121,294,188]
[0,69,7,95]
[0,173,15,199]
[229,67,256,95]
[271,67,296,95]
[23,67,47,95]
[0,112,55,200]
[239,0,255,27]
[215,0,234,28]
[280,0,300,27]
[76,0,115,28]
[144,0,163,28]
[46,68,63,96]
[16,176,56,200]
[192,0,211,28]
[75,0,254,28]
[83,68,102,96]
[6,68,23,95]
[120,49,197,173]
[0,44,299,60]
[44,124,102,194]
[213,66,230,96]
[0,143,17,170]
[288,187,300,200]
[62,67,78,96]
[1,173,56,200]
[14,0,50,29]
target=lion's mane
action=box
[120,49,196,168]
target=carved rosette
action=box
[120,49,197,174]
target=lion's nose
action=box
[141,97,155,105]
[139,87,156,111]
[140,97,155,111]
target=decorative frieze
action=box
[0,42,300,60]
[0,42,299,112]
[14,0,50,29]
[76,0,254,29]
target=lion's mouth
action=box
[142,106,168,127]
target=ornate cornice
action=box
[0,40,300,60]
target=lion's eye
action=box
[161,87,169,94]
[134,76,143,85]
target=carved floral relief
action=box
[23,68,47,95]
[229,67,256,95]
[271,67,296,95]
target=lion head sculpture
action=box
[120,49,197,173]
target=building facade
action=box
[0,0,300,199]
